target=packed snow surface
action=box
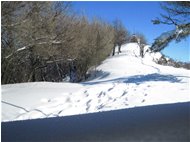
[2,43,190,122]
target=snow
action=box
[2,43,190,122]
[17,46,27,51]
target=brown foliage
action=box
[1,2,114,84]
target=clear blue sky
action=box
[72,1,190,62]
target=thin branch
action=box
[4,40,64,59]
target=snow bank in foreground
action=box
[2,43,190,122]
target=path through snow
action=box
[2,43,190,121]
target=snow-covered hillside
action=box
[2,43,190,122]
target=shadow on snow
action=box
[2,102,190,142]
[82,73,186,85]
[85,70,110,81]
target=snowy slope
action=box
[2,43,190,122]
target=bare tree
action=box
[151,2,190,52]
[1,1,74,83]
[152,2,190,26]
[1,2,115,84]
[112,19,128,56]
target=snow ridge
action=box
[2,43,190,122]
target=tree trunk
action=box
[118,45,121,54]
[69,60,77,83]
[139,44,145,58]
[112,44,116,56]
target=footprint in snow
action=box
[124,102,128,106]
[108,87,114,92]
[98,91,106,98]
[66,97,71,103]
[113,98,117,102]
[97,104,104,110]
[121,91,127,97]
[86,100,92,112]
[108,97,113,101]
[84,90,89,97]
[107,84,115,92]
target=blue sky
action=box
[73,1,190,62]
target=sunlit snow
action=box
[2,43,190,122]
